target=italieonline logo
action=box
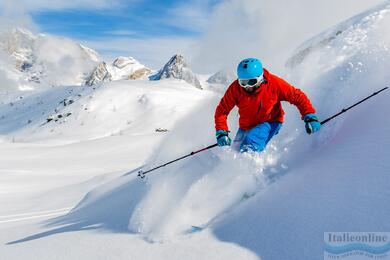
[324,232,390,259]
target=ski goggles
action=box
[238,75,264,88]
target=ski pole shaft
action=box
[320,87,388,125]
[138,143,218,178]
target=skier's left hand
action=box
[304,113,321,134]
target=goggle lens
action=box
[239,76,263,88]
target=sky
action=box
[0,0,386,73]
[0,0,221,69]
[30,0,222,65]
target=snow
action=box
[1,3,390,260]
[109,56,150,80]
[0,79,208,144]
[86,57,151,86]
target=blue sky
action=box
[32,1,220,39]
[24,0,222,67]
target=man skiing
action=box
[214,58,321,153]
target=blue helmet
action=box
[237,58,263,80]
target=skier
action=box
[215,58,321,153]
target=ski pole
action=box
[138,143,218,178]
[320,87,388,125]
[137,88,388,178]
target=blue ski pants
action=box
[232,122,282,153]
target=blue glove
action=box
[216,130,231,146]
[304,113,321,134]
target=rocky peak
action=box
[85,56,152,85]
[85,62,112,86]
[149,54,202,89]
[79,44,100,63]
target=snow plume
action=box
[0,68,19,91]
[0,49,19,90]
[127,96,289,240]
[0,28,100,89]
[33,35,99,85]
[191,0,385,74]
[288,2,390,112]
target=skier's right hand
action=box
[304,113,321,134]
[216,130,231,146]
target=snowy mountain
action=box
[0,28,100,89]
[0,28,38,90]
[149,54,202,89]
[111,56,151,80]
[0,28,155,89]
[206,68,236,85]
[1,3,390,260]
[86,56,151,86]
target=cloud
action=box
[0,0,131,33]
[163,0,219,33]
[0,0,127,12]
[105,30,137,37]
[0,50,20,90]
[0,0,38,32]
[190,0,385,74]
[33,34,99,85]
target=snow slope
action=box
[1,3,390,260]
[0,78,209,144]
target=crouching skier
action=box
[214,58,321,153]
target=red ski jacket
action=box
[214,69,316,131]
